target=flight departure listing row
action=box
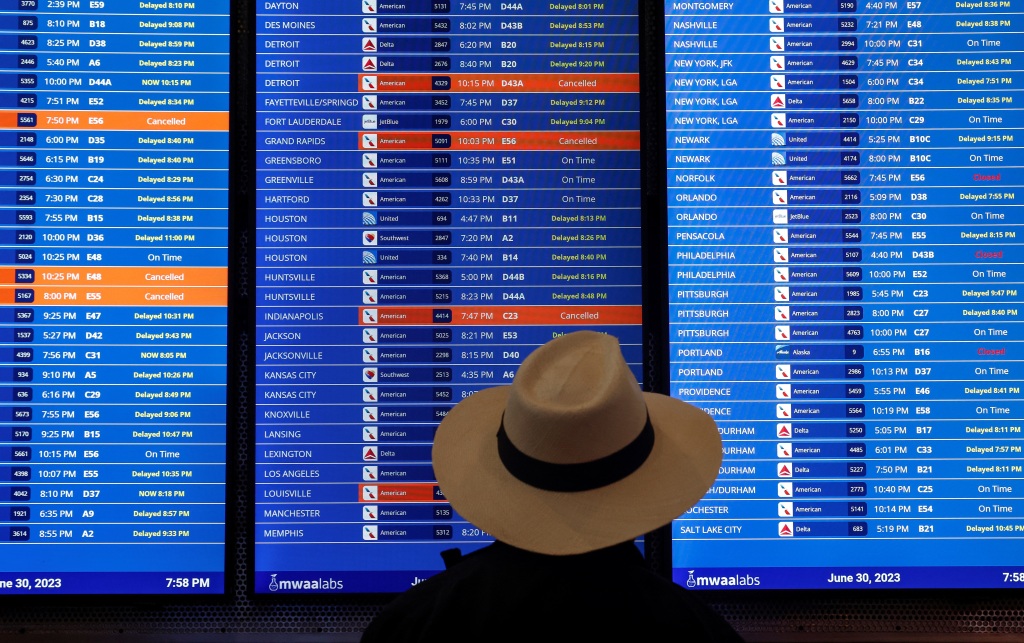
[666,1,1023,589]
[254,1,644,593]
[0,2,230,593]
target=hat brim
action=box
[433,385,723,555]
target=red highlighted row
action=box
[0,286,226,306]
[360,483,438,503]
[0,267,227,287]
[360,305,642,326]
[0,111,228,131]
[360,130,639,151]
[360,73,638,93]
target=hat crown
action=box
[502,331,647,465]
[432,328,722,555]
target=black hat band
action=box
[496,412,655,492]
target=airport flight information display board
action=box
[0,2,231,594]
[666,1,1022,590]
[255,1,642,593]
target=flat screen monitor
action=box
[0,2,231,594]
[254,1,645,594]
[665,1,1023,590]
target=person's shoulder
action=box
[361,542,746,642]
[359,545,502,642]
[582,559,743,640]
[357,581,445,643]
[634,582,746,641]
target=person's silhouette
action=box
[361,330,744,642]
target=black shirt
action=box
[360,541,745,642]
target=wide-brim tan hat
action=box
[433,330,722,555]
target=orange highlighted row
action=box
[0,286,226,306]
[7,267,227,287]
[362,130,639,152]
[0,111,228,131]
[361,73,638,93]
[359,483,439,503]
[360,305,642,326]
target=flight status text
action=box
[255,0,642,593]
[666,1,1022,590]
[0,1,230,594]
